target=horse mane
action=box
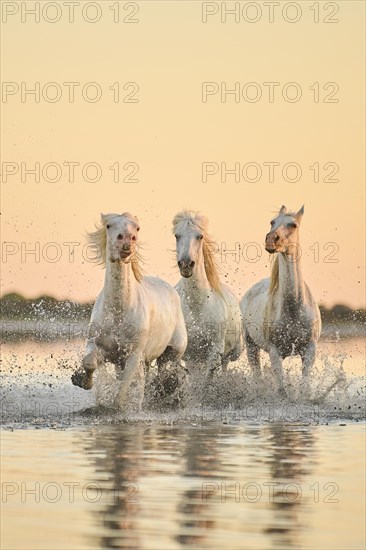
[264,208,303,341]
[87,212,144,283]
[267,207,299,297]
[172,210,222,292]
[269,255,279,295]
[264,255,279,341]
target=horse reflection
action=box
[174,426,222,546]
[77,424,221,549]
[79,425,145,550]
[261,424,317,549]
[74,422,317,550]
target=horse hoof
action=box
[71,369,93,390]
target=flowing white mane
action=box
[172,210,222,292]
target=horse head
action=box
[172,210,209,278]
[101,212,140,264]
[265,205,304,256]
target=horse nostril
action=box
[274,234,280,242]
[117,234,123,240]
[189,261,195,268]
[178,260,183,268]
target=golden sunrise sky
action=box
[1,0,365,308]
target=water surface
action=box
[1,337,365,549]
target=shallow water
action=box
[1,337,365,549]
[2,424,365,550]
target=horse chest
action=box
[185,309,226,364]
[185,300,218,334]
[96,313,140,357]
[183,292,217,319]
[269,315,312,357]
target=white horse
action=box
[173,210,243,374]
[72,212,187,411]
[240,205,321,393]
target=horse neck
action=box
[276,248,306,306]
[103,259,138,309]
[181,252,211,300]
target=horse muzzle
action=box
[265,244,277,254]
[265,233,279,254]
[178,259,195,278]
[118,245,134,261]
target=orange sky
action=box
[1,1,365,308]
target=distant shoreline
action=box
[1,292,365,342]
[1,320,365,342]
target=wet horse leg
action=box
[72,341,103,390]
[116,351,145,412]
[299,342,316,396]
[245,331,261,379]
[156,347,188,405]
[269,345,286,395]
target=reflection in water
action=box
[76,423,320,550]
[175,427,222,546]
[82,427,144,549]
[2,423,364,550]
[261,425,316,549]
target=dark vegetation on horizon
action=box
[0,292,93,320]
[0,292,365,325]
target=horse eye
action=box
[136,227,140,232]
[288,222,297,228]
[270,220,275,226]
[175,234,180,240]
[106,224,110,229]
[197,235,203,240]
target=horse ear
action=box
[279,205,287,215]
[295,205,305,220]
[100,213,108,225]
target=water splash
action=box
[1,339,365,429]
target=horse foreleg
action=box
[71,342,103,390]
[207,350,223,376]
[155,348,188,406]
[300,342,316,378]
[116,352,144,412]
[299,342,316,397]
[269,345,285,395]
[245,331,261,379]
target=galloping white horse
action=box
[240,205,321,393]
[173,210,243,373]
[72,213,187,411]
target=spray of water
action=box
[1,337,364,430]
